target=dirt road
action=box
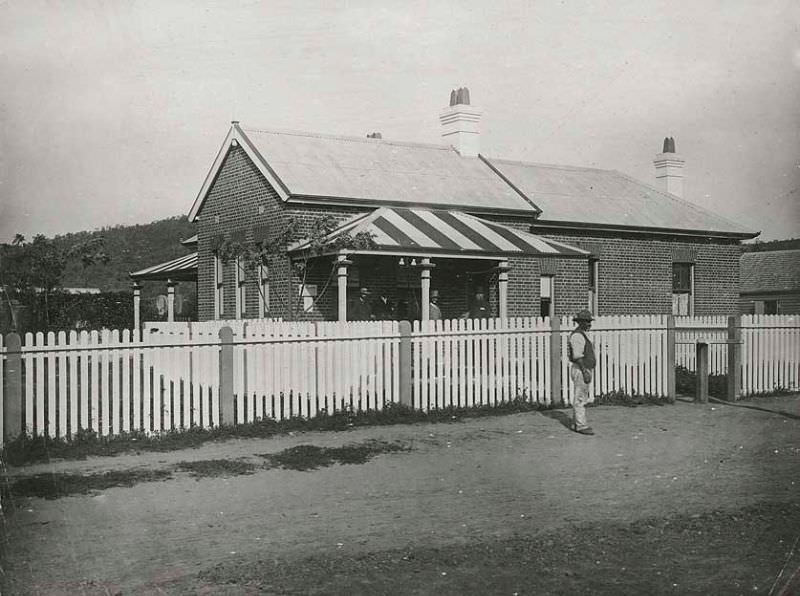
[3,396,799,595]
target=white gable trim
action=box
[188,124,291,222]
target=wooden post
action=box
[132,282,142,330]
[497,260,510,319]
[3,333,22,443]
[398,321,412,406]
[726,315,742,401]
[219,326,234,425]
[336,255,351,322]
[696,342,709,403]
[419,258,433,321]
[666,315,676,401]
[549,317,562,406]
[167,279,176,322]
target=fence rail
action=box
[1,314,798,445]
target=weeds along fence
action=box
[0,314,798,444]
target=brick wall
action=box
[534,228,742,315]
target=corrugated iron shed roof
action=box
[240,128,536,213]
[740,249,800,293]
[289,207,589,259]
[130,252,198,281]
[484,158,756,236]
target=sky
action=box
[1,0,799,243]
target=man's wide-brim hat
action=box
[573,309,594,322]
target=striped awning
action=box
[289,207,589,259]
[130,252,198,281]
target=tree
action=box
[0,234,110,330]
[218,214,376,318]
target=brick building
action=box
[136,89,757,324]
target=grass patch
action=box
[175,459,260,478]
[4,469,173,500]
[4,439,413,504]
[259,440,410,471]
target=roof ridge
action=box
[484,156,613,173]
[240,126,453,152]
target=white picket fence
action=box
[741,315,800,395]
[574,315,671,403]
[1,314,798,443]
[410,315,671,410]
[411,318,552,411]
[231,320,400,423]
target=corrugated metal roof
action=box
[130,252,198,281]
[289,207,589,259]
[485,158,756,236]
[240,128,535,213]
[740,249,800,293]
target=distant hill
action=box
[742,238,800,252]
[56,216,196,292]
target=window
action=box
[672,263,693,316]
[540,275,554,318]
[588,259,599,315]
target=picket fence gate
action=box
[675,315,729,375]
[1,314,798,444]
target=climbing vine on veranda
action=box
[216,214,375,317]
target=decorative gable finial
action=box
[450,89,457,106]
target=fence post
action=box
[696,342,709,403]
[726,315,741,402]
[398,321,412,407]
[666,315,676,401]
[219,326,235,425]
[549,317,562,406]
[3,333,22,443]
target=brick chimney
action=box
[439,87,482,157]
[653,136,685,198]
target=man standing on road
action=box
[568,310,596,435]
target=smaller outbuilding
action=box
[739,248,800,314]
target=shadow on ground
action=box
[541,409,573,430]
